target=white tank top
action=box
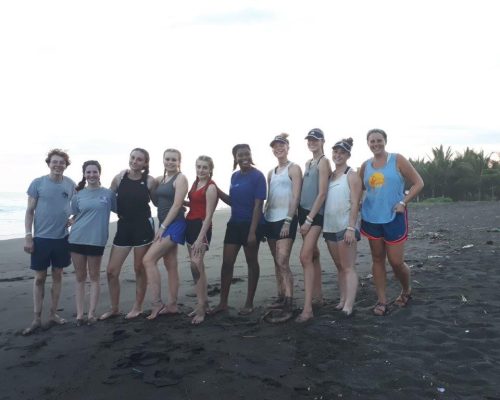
[264,162,293,222]
[323,169,355,233]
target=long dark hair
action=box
[76,160,102,191]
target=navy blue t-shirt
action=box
[229,168,267,223]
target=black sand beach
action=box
[1,202,499,399]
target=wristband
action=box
[306,215,314,224]
[285,216,293,222]
[399,200,406,207]
[160,223,166,229]
[283,221,290,225]
[346,226,356,232]
[25,232,33,237]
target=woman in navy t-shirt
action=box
[211,144,266,315]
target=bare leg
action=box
[297,226,322,322]
[312,243,323,304]
[326,241,345,309]
[386,241,412,304]
[71,252,88,322]
[369,239,388,307]
[162,247,180,314]
[23,270,47,335]
[100,246,130,320]
[126,244,150,319]
[49,268,66,324]
[267,239,285,302]
[143,238,175,320]
[87,255,102,323]
[275,238,294,299]
[239,241,260,314]
[210,244,240,314]
[188,246,208,324]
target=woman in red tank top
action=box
[185,155,218,324]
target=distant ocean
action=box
[0,191,228,241]
[0,192,27,240]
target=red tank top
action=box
[186,179,216,221]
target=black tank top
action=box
[116,173,151,220]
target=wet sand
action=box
[0,202,499,399]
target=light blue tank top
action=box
[361,153,404,224]
[300,155,325,215]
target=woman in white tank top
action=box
[263,133,302,322]
[323,138,362,317]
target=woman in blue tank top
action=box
[360,129,424,316]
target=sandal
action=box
[372,302,389,316]
[394,292,412,307]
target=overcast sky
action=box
[1,0,499,193]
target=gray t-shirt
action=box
[69,187,117,247]
[27,175,76,239]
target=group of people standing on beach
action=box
[22,128,424,335]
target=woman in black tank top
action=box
[100,148,157,321]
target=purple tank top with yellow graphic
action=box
[361,153,404,224]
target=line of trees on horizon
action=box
[409,146,500,201]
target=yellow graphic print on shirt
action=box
[368,172,385,189]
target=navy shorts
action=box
[113,217,154,247]
[185,219,212,248]
[298,206,323,228]
[31,236,71,271]
[161,217,187,245]
[264,217,298,241]
[323,228,361,242]
[361,211,408,244]
[69,243,105,256]
[224,221,265,246]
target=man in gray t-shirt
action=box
[22,149,75,335]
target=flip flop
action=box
[372,302,389,316]
[394,292,412,307]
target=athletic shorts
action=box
[361,211,408,244]
[161,217,187,245]
[113,217,155,247]
[264,216,298,241]
[298,206,323,228]
[69,243,105,256]
[185,219,212,248]
[30,236,71,271]
[323,228,361,242]
[224,221,265,246]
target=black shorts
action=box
[264,217,298,241]
[185,219,212,248]
[113,217,155,247]
[298,206,323,227]
[223,221,265,246]
[30,236,71,271]
[69,243,105,256]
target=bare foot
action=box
[312,297,326,308]
[22,319,41,336]
[49,314,66,325]
[147,304,166,320]
[76,318,85,327]
[99,310,121,321]
[238,306,254,316]
[159,304,179,315]
[295,311,313,323]
[87,316,98,326]
[334,302,344,310]
[207,303,228,315]
[125,308,143,319]
[191,306,206,325]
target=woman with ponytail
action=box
[143,149,188,320]
[100,148,157,320]
[69,161,116,325]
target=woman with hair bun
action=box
[100,148,157,320]
[323,138,362,317]
[69,161,116,325]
